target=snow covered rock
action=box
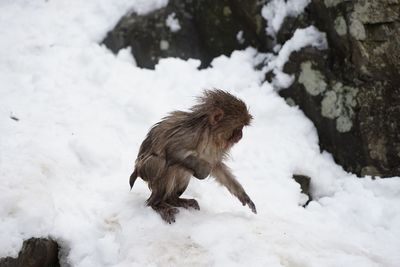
[278,0,400,177]
[0,238,59,267]
[103,0,270,68]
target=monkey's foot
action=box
[151,203,180,224]
[168,198,200,210]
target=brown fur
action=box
[130,89,256,223]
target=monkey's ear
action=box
[209,108,224,125]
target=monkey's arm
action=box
[166,149,211,180]
[180,155,211,179]
[211,163,257,214]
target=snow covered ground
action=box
[1,0,400,266]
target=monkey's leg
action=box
[146,181,180,224]
[166,174,200,210]
[167,197,200,210]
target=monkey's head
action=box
[192,89,253,148]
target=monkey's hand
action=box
[181,155,211,179]
[239,193,257,214]
[192,159,212,179]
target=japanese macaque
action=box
[130,89,256,223]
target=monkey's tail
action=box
[129,169,138,190]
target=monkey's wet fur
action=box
[130,89,256,223]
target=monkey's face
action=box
[204,90,252,148]
[225,108,252,145]
[210,106,252,148]
[228,126,243,144]
[212,121,247,149]
[221,112,252,148]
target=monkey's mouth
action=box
[228,128,243,143]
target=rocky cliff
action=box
[103,0,400,177]
[280,0,400,177]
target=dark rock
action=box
[102,0,271,69]
[0,238,60,267]
[10,115,19,121]
[279,0,400,177]
[292,174,312,207]
[103,0,202,69]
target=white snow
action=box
[1,1,400,267]
[166,12,181,32]
[262,0,311,38]
[236,30,245,45]
[265,26,328,89]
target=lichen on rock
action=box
[324,0,345,8]
[349,15,366,40]
[334,16,347,36]
[298,61,327,96]
[321,82,358,133]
